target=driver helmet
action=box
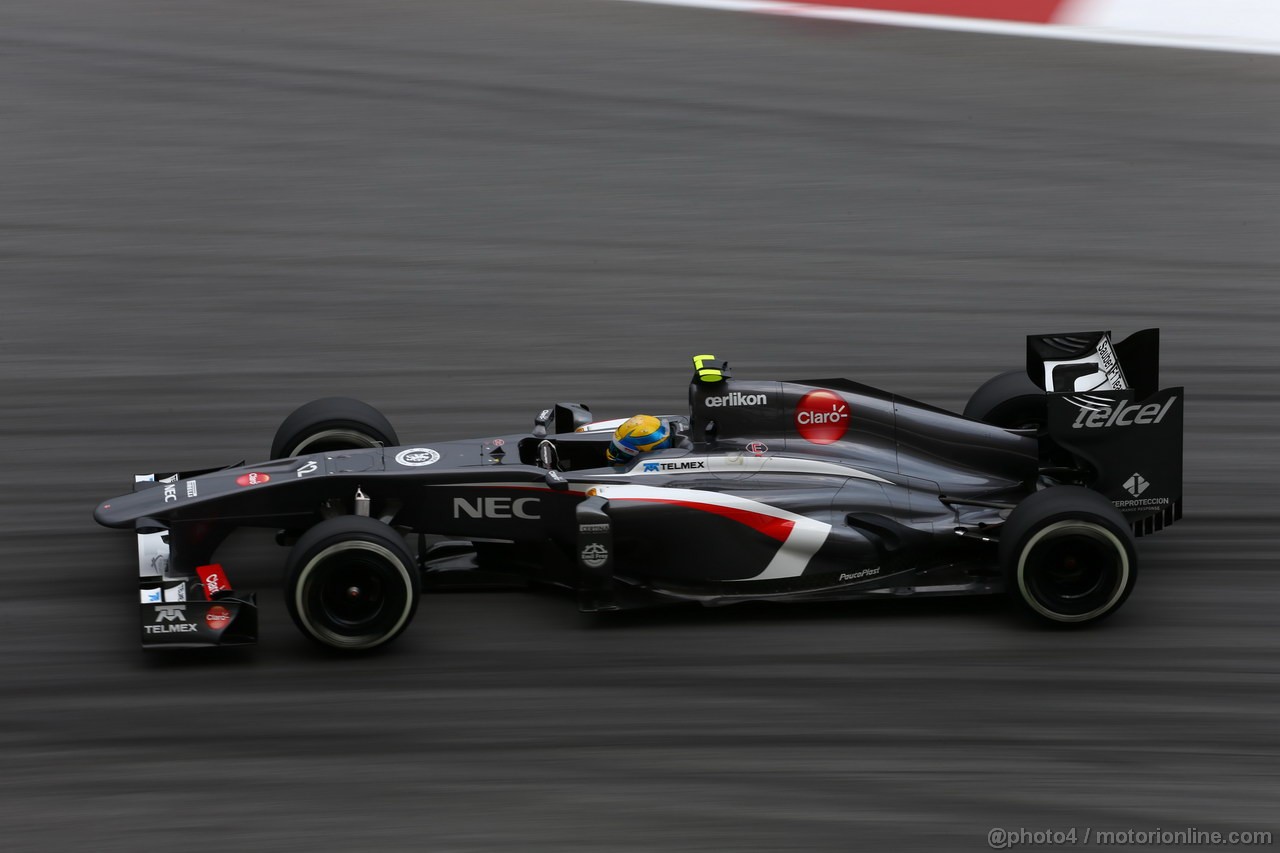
[606,414,671,464]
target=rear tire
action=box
[271,397,398,459]
[964,370,1046,430]
[284,516,421,650]
[999,487,1137,625]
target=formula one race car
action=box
[94,330,1183,651]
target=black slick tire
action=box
[964,370,1046,430]
[999,486,1137,625]
[271,397,398,459]
[284,515,421,650]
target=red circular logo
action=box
[206,605,231,631]
[235,472,270,487]
[794,390,850,445]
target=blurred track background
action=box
[1,1,1278,850]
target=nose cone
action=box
[93,490,159,529]
[94,498,128,528]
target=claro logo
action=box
[453,497,540,519]
[795,390,850,445]
[1071,396,1177,429]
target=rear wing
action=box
[1028,329,1183,536]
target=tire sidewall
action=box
[1013,516,1134,623]
[1000,487,1138,625]
[286,517,420,650]
[284,422,388,458]
[271,397,398,460]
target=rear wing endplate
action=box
[1029,330,1183,535]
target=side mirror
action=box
[556,403,593,433]
[533,407,553,438]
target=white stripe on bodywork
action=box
[1065,396,1112,413]
[593,454,892,484]
[426,455,892,487]
[575,417,630,433]
[589,483,832,582]
[756,518,834,582]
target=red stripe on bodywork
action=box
[782,0,1066,24]
[614,497,797,543]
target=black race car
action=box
[94,329,1183,651]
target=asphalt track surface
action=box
[2,2,1279,850]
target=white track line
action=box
[609,0,1280,57]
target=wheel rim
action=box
[1017,520,1129,622]
[289,428,383,457]
[296,541,413,648]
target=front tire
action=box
[285,516,421,650]
[271,397,399,459]
[999,487,1137,625]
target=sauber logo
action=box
[452,497,540,520]
[1069,396,1176,429]
[395,448,440,467]
[795,390,850,445]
